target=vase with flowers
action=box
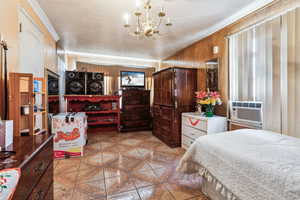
[195,90,222,117]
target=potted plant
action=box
[195,90,222,117]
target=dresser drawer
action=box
[122,120,150,127]
[182,135,195,149]
[182,116,207,131]
[182,125,206,140]
[14,139,53,200]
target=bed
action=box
[177,129,300,200]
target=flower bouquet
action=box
[195,90,222,117]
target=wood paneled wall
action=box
[161,0,300,116]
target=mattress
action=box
[177,129,300,200]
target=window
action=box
[229,7,300,138]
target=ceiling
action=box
[37,0,271,60]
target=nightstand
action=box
[181,113,227,150]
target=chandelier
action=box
[123,0,172,38]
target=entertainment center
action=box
[64,70,151,133]
[65,95,120,132]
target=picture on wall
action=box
[121,71,145,87]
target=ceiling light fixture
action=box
[123,0,172,39]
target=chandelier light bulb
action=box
[134,26,141,35]
[124,13,130,25]
[135,0,141,8]
[159,7,166,17]
[166,17,172,26]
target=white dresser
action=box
[181,113,227,150]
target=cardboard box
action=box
[52,113,87,158]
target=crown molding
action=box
[206,0,276,34]
[27,0,60,41]
[164,0,275,60]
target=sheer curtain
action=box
[281,8,300,138]
[229,17,282,133]
[255,17,282,133]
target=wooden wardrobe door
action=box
[160,69,173,106]
[153,74,161,105]
[174,68,197,107]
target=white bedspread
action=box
[177,129,300,200]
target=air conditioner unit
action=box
[229,101,263,128]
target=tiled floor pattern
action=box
[54,131,209,200]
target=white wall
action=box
[19,9,44,77]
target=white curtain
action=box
[230,7,300,137]
[281,8,300,138]
[230,17,282,133]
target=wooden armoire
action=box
[153,67,197,147]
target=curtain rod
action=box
[225,5,300,39]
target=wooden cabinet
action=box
[153,67,197,147]
[9,73,47,136]
[154,69,174,106]
[9,73,34,136]
[13,137,53,200]
[0,134,55,200]
[181,113,227,149]
[121,89,151,132]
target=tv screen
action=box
[121,71,145,87]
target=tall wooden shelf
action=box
[33,77,47,135]
[65,95,121,133]
[9,73,47,136]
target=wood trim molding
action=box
[201,0,275,37]
[27,0,60,41]
[162,0,276,60]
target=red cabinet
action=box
[65,95,120,132]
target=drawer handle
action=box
[34,161,44,173]
[34,190,45,200]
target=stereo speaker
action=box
[48,77,59,95]
[86,72,104,95]
[65,71,86,95]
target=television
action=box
[121,71,145,88]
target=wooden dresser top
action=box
[0,133,53,170]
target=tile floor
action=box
[54,131,209,200]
